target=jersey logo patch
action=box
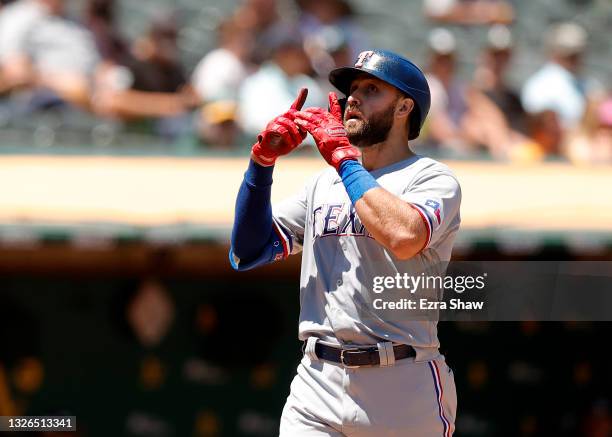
[425,199,442,224]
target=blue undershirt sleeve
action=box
[229,160,290,271]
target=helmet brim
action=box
[329,67,380,97]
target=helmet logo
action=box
[355,51,374,68]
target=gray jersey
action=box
[273,155,461,360]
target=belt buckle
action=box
[340,347,361,368]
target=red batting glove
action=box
[251,88,308,167]
[294,92,361,171]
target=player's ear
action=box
[395,97,414,120]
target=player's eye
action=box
[367,84,377,92]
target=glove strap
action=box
[251,142,277,167]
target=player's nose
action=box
[347,94,361,105]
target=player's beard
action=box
[345,104,396,148]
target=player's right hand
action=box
[251,88,308,167]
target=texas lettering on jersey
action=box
[312,203,373,239]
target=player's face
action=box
[344,76,402,148]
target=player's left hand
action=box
[294,92,361,171]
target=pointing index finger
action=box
[290,88,309,111]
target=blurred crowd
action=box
[0,0,611,164]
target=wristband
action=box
[338,160,380,204]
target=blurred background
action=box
[0,0,611,436]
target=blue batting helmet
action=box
[329,49,431,140]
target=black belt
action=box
[313,342,415,368]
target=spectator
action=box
[237,24,325,139]
[234,0,279,35]
[422,28,472,151]
[509,109,563,162]
[0,0,100,108]
[191,18,254,103]
[296,0,368,59]
[130,13,188,96]
[424,27,532,157]
[84,0,131,66]
[233,0,281,64]
[565,98,612,165]
[84,0,137,116]
[0,0,46,88]
[473,25,526,133]
[424,0,514,25]
[303,25,353,88]
[469,25,530,158]
[196,100,244,149]
[521,22,592,130]
[92,11,198,141]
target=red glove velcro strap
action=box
[331,147,361,168]
[251,141,277,166]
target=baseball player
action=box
[230,49,461,436]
